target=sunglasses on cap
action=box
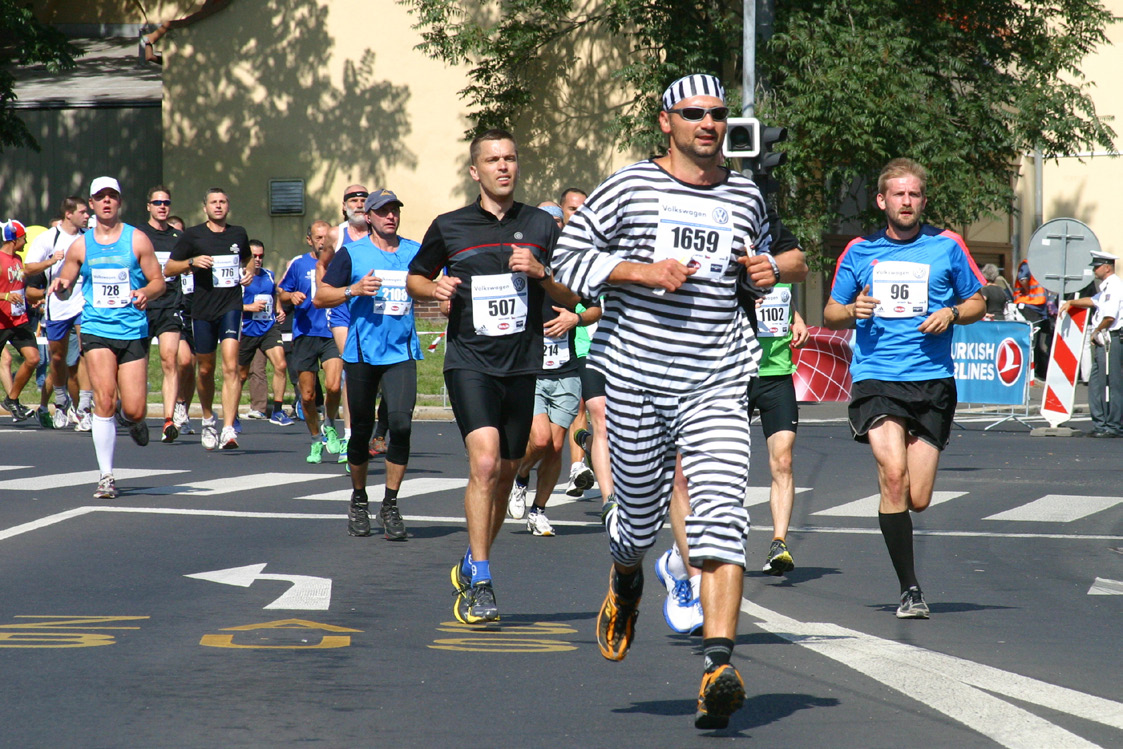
[667,106,730,122]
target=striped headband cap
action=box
[661,74,725,111]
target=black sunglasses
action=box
[149,200,171,206]
[668,106,730,122]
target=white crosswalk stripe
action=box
[0,468,188,491]
[984,495,1123,523]
[297,477,468,501]
[812,491,967,517]
[145,473,329,496]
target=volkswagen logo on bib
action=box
[711,207,729,225]
[512,275,526,292]
[117,270,128,282]
[996,338,1023,386]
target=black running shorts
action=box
[444,368,536,460]
[81,333,150,365]
[848,377,957,450]
[748,374,799,438]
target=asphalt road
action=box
[1,408,1120,747]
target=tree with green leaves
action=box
[0,1,80,152]
[403,0,1115,261]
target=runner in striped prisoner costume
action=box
[551,73,771,730]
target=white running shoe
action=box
[526,510,555,537]
[654,548,703,635]
[173,401,195,434]
[75,408,92,432]
[219,425,239,450]
[564,461,595,497]
[52,397,72,430]
[201,418,219,451]
[507,480,528,519]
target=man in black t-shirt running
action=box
[136,186,184,444]
[166,188,252,451]
[408,128,564,624]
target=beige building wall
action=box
[159,0,641,264]
[1015,4,1123,270]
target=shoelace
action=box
[672,577,693,606]
[382,504,404,526]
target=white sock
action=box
[79,389,93,411]
[92,414,115,476]
[689,574,702,601]
[344,428,352,439]
[667,545,690,579]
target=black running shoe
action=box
[462,581,499,623]
[4,398,31,422]
[896,586,930,619]
[695,664,746,729]
[162,419,179,444]
[128,419,149,446]
[762,539,794,576]
[379,500,407,541]
[347,502,372,537]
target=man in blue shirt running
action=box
[317,189,422,541]
[825,158,985,620]
[50,176,166,499]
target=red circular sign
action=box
[996,338,1023,386]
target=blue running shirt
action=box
[280,252,331,339]
[322,236,423,365]
[80,224,148,340]
[830,225,983,382]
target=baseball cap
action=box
[90,176,122,196]
[539,205,564,221]
[1090,250,1117,268]
[2,220,26,243]
[364,189,403,213]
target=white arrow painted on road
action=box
[185,563,332,610]
[741,598,1123,747]
[1088,577,1123,595]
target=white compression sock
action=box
[92,414,116,476]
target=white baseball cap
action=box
[90,176,122,196]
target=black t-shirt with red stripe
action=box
[409,199,558,376]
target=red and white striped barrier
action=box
[425,331,446,352]
[1041,306,1089,428]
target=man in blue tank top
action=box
[825,158,985,620]
[49,177,167,500]
[318,188,421,542]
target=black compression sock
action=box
[879,510,918,592]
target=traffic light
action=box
[753,126,788,177]
[723,117,761,158]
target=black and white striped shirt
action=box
[552,160,769,395]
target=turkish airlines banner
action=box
[951,321,1032,405]
[792,322,1032,405]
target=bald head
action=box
[306,220,331,256]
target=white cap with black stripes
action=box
[661,74,725,111]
